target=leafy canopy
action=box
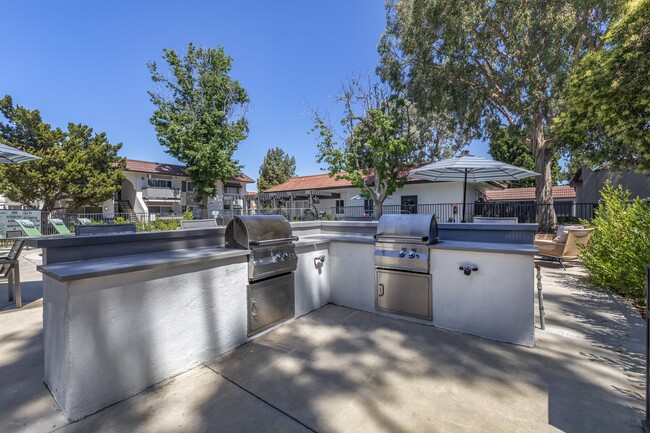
[312,77,425,219]
[488,126,562,188]
[257,147,296,192]
[379,0,620,230]
[555,0,650,171]
[0,96,125,212]
[148,43,249,201]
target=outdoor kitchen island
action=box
[29,220,538,421]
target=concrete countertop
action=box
[295,234,375,247]
[430,240,538,256]
[25,227,225,248]
[38,246,249,282]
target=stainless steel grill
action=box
[373,214,438,320]
[226,215,299,281]
[374,214,438,274]
[225,215,299,335]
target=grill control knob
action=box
[398,250,406,257]
[274,254,282,262]
[408,251,416,258]
[283,252,289,260]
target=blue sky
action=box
[1,1,489,191]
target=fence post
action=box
[645,264,650,432]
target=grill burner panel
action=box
[374,243,430,273]
[250,245,297,281]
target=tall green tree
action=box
[556,0,650,171]
[148,43,249,201]
[488,126,562,188]
[379,0,620,230]
[257,147,296,192]
[0,96,125,212]
[312,77,434,219]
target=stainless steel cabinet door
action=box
[248,273,295,336]
[376,269,432,320]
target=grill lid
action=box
[375,214,438,244]
[226,215,298,249]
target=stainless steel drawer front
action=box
[247,273,295,336]
[375,269,432,320]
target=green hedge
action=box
[580,181,650,303]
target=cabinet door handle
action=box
[378,283,384,297]
[251,299,259,318]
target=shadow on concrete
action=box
[205,300,645,433]
[0,307,67,433]
[8,258,645,433]
[0,280,44,311]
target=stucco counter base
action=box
[43,255,250,421]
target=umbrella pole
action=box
[462,169,468,223]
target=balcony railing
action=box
[142,187,181,201]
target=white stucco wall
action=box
[45,259,249,421]
[295,245,330,317]
[430,249,535,347]
[314,181,493,218]
[328,242,376,312]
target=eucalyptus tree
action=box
[556,0,650,171]
[148,43,249,201]
[379,0,620,230]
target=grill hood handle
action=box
[249,236,299,246]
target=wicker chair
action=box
[534,228,594,270]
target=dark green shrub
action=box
[580,181,650,303]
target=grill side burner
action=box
[225,215,299,336]
[373,214,438,321]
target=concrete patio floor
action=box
[0,253,645,432]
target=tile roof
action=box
[485,185,576,201]
[264,173,353,192]
[124,159,254,183]
[263,170,507,193]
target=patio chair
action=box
[534,227,595,270]
[49,218,73,235]
[1,239,26,308]
[77,218,93,225]
[15,219,42,237]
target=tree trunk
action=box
[41,199,55,214]
[373,195,384,220]
[532,117,557,233]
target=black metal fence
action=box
[328,201,597,223]
[0,201,598,237]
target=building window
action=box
[224,185,241,195]
[148,206,173,214]
[148,178,172,188]
[364,199,374,216]
[182,181,194,192]
[335,199,345,214]
[401,195,418,214]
